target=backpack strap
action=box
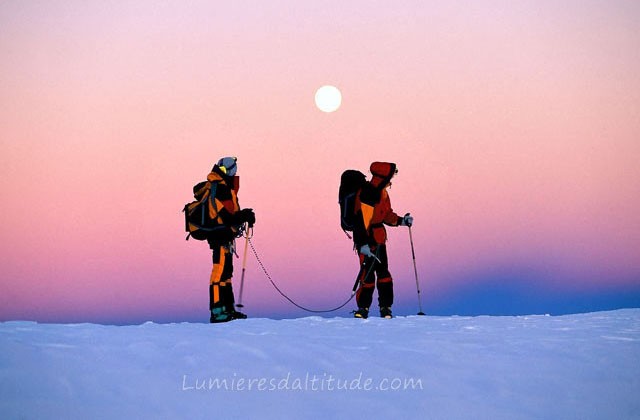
[209,181,217,204]
[207,181,220,222]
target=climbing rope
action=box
[247,237,358,313]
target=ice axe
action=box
[407,221,425,316]
[235,223,253,309]
[351,246,380,293]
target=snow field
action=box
[1,310,639,419]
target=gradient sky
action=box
[1,1,639,323]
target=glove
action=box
[400,213,413,227]
[359,244,376,259]
[243,209,256,227]
[241,208,256,227]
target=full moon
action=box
[315,85,342,113]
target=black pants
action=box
[355,244,394,309]
[209,244,235,311]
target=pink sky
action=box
[1,1,639,322]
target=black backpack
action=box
[339,170,366,237]
[183,180,225,240]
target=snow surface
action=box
[1,310,639,419]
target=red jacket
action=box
[353,162,402,247]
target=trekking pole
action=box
[236,224,253,309]
[408,225,426,315]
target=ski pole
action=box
[408,225,425,315]
[236,224,253,308]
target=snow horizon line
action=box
[2,307,639,327]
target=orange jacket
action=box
[206,169,240,223]
[204,166,241,247]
